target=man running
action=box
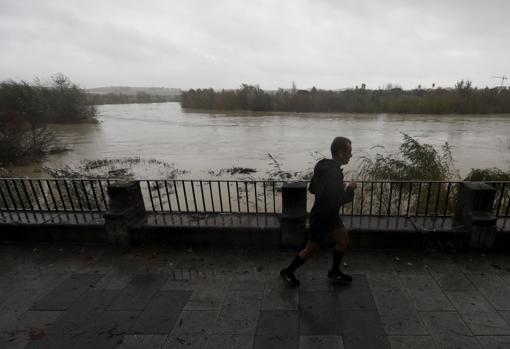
[281,136,356,286]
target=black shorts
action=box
[309,215,344,243]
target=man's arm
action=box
[339,185,355,205]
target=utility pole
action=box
[492,75,508,88]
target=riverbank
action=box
[181,83,510,114]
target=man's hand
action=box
[346,181,357,190]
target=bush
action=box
[0,112,59,165]
[0,74,96,164]
[358,133,459,181]
[463,168,510,181]
[356,134,460,215]
[0,74,97,124]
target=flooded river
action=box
[11,102,510,179]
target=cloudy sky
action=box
[1,0,509,90]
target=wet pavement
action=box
[0,242,510,348]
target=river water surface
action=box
[12,102,510,179]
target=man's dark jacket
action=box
[309,158,354,231]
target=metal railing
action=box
[140,180,284,214]
[0,178,112,212]
[1,178,509,218]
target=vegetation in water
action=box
[358,133,459,181]
[207,167,257,177]
[44,157,188,180]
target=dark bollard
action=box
[280,181,307,247]
[453,182,497,250]
[104,181,146,246]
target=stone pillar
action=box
[453,182,497,250]
[280,181,308,248]
[104,181,146,246]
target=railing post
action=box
[104,181,146,246]
[453,182,497,250]
[280,182,307,248]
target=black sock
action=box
[332,250,344,272]
[286,255,306,273]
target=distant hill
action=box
[87,86,181,97]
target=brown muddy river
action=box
[11,102,510,179]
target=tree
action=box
[0,74,95,164]
[0,112,58,165]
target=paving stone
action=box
[0,272,68,293]
[48,290,120,334]
[430,269,476,292]
[399,274,454,311]
[458,255,502,274]
[108,274,168,310]
[500,274,510,286]
[0,310,61,333]
[172,310,218,333]
[300,292,389,347]
[367,273,427,335]
[253,310,298,349]
[164,332,209,349]
[162,270,232,291]
[299,291,340,335]
[300,273,373,301]
[262,275,299,310]
[299,335,344,349]
[501,311,510,325]
[391,253,431,275]
[175,248,242,272]
[329,250,394,274]
[35,306,133,346]
[165,310,218,348]
[0,265,14,277]
[427,260,476,291]
[387,335,437,349]
[421,312,481,349]
[89,310,139,335]
[118,334,168,348]
[31,273,104,310]
[95,273,133,290]
[446,291,510,335]
[131,290,192,334]
[339,310,390,349]
[301,278,377,312]
[26,334,82,349]
[206,334,254,349]
[160,269,202,290]
[239,250,289,273]
[230,272,266,292]
[2,287,50,309]
[69,331,125,349]
[477,336,510,349]
[184,287,227,311]
[466,273,510,310]
[214,291,262,334]
[0,332,30,349]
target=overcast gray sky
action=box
[1,0,509,90]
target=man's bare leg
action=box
[298,240,321,259]
[281,240,321,286]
